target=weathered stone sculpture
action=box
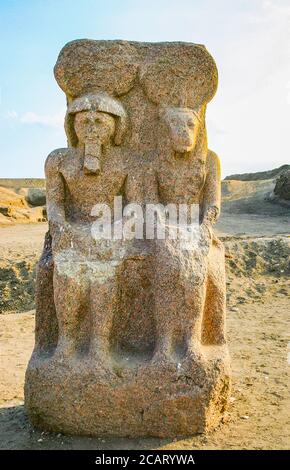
[25,40,231,438]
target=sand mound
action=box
[225,164,290,181]
[0,224,45,313]
[224,237,290,309]
[0,185,46,227]
[222,179,274,202]
[221,178,290,217]
[0,178,45,189]
[0,187,28,209]
[0,259,36,313]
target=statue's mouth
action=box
[175,143,193,153]
[175,148,192,158]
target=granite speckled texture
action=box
[25,40,231,438]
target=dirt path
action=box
[0,223,47,261]
[216,213,290,237]
[0,294,289,450]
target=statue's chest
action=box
[61,161,126,203]
[156,160,206,203]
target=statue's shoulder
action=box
[44,148,73,174]
[206,149,221,172]
[207,149,220,163]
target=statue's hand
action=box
[199,219,213,255]
[201,219,213,240]
[203,206,219,226]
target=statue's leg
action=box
[110,251,155,357]
[89,264,120,363]
[153,238,208,364]
[182,279,207,365]
[53,261,90,358]
[153,287,182,362]
[202,236,227,345]
[34,231,58,355]
[153,242,185,362]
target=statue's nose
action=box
[87,119,100,134]
[174,127,191,145]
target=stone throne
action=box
[25,40,231,438]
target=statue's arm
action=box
[201,150,221,226]
[45,150,66,232]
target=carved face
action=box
[74,110,115,146]
[162,107,200,154]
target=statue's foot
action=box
[183,343,205,372]
[52,342,75,362]
[89,348,114,374]
[151,348,175,367]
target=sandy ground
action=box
[216,213,290,238]
[0,223,46,261]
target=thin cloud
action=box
[20,110,65,129]
[6,108,65,129]
[6,110,18,119]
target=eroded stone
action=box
[25,40,231,438]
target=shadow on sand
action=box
[0,404,176,450]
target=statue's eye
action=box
[188,120,194,128]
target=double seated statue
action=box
[25,40,231,438]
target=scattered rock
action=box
[273,170,290,201]
[19,188,46,206]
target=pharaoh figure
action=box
[33,40,140,363]
[42,93,129,362]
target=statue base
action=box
[25,346,230,438]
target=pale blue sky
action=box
[0,0,289,177]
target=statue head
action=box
[65,93,127,174]
[160,106,202,155]
[74,110,116,147]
